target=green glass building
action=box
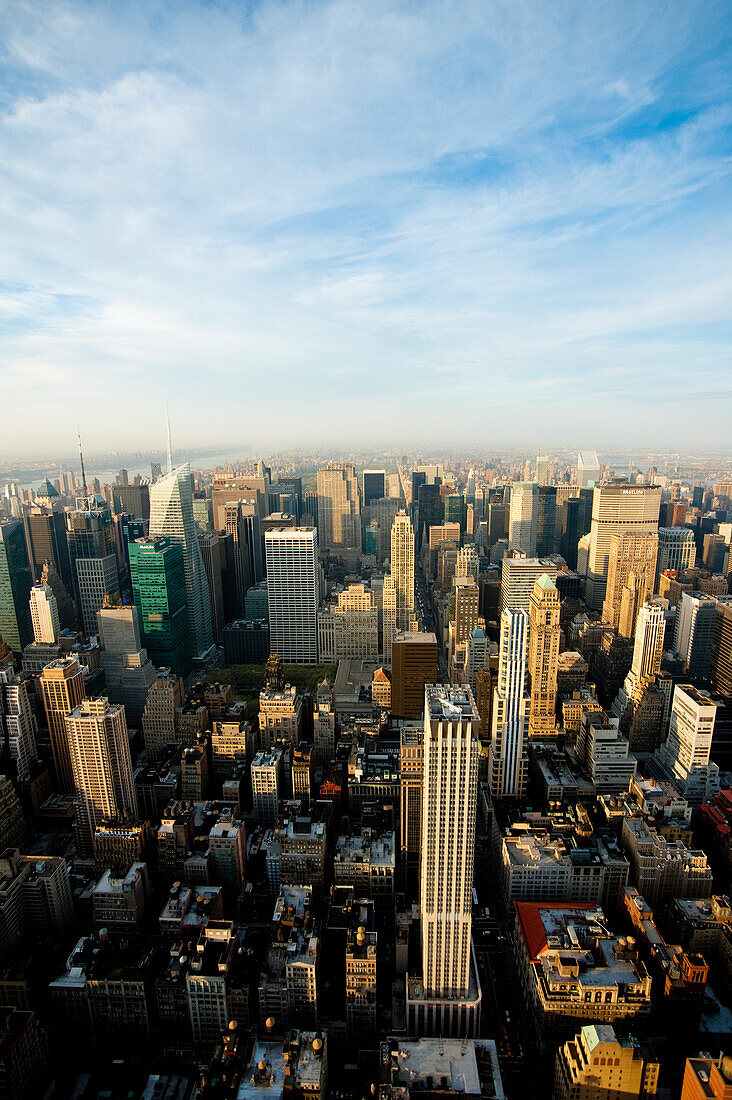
[444,493,466,532]
[129,536,191,676]
[0,521,34,653]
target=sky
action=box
[1,0,731,456]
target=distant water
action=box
[17,448,254,490]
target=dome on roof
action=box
[36,479,59,498]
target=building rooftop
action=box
[425,684,478,722]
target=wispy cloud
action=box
[0,0,730,453]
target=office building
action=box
[601,532,658,637]
[259,682,303,749]
[65,698,138,856]
[558,491,593,570]
[576,450,601,488]
[500,552,558,614]
[223,618,270,664]
[346,923,378,1037]
[508,482,539,556]
[527,575,560,741]
[621,816,712,909]
[0,670,38,780]
[312,680,336,770]
[0,522,33,653]
[416,483,443,551]
[39,656,87,792]
[23,507,72,589]
[252,749,282,825]
[554,1024,659,1100]
[489,609,530,799]
[129,536,191,675]
[317,463,361,551]
[585,484,661,610]
[209,810,247,894]
[712,597,732,700]
[197,530,226,640]
[96,600,156,727]
[391,632,438,719]
[400,729,423,873]
[391,511,416,632]
[265,528,319,664]
[657,527,696,585]
[514,903,652,1048]
[148,464,213,659]
[141,670,185,759]
[651,685,721,805]
[674,591,718,680]
[318,583,378,662]
[112,482,150,520]
[681,1055,732,1100]
[382,576,397,663]
[407,685,481,1037]
[334,828,395,908]
[576,710,637,793]
[28,583,60,644]
[363,470,386,505]
[65,505,120,636]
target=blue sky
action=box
[1,0,730,454]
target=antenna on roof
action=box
[77,430,88,499]
[166,405,173,475]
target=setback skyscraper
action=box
[148,464,213,658]
[407,685,481,1037]
[527,575,560,741]
[584,483,661,610]
[129,536,191,676]
[489,608,530,799]
[390,510,415,632]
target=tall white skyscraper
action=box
[508,482,538,555]
[29,583,60,643]
[585,483,662,610]
[489,608,530,799]
[65,697,138,855]
[407,684,481,1037]
[576,450,601,488]
[674,591,718,679]
[265,527,319,664]
[535,455,550,485]
[630,599,666,684]
[390,510,415,632]
[149,463,213,657]
[651,684,720,804]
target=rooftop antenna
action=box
[77,430,88,499]
[166,405,173,475]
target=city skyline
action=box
[1,0,730,452]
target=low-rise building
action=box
[334,828,395,909]
[379,1038,505,1100]
[92,862,149,931]
[554,1023,659,1100]
[621,816,713,910]
[514,902,652,1048]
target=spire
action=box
[166,405,173,475]
[77,430,88,499]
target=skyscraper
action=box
[0,521,33,653]
[391,632,438,718]
[0,669,38,780]
[527,575,560,741]
[489,608,530,799]
[508,482,539,555]
[129,536,191,676]
[265,528,319,664]
[23,508,71,588]
[29,583,60,644]
[362,470,386,505]
[390,510,415,632]
[601,531,658,637]
[408,684,481,1037]
[65,698,138,856]
[500,552,558,614]
[316,463,361,551]
[576,450,601,488]
[96,600,157,727]
[39,657,87,792]
[651,684,720,804]
[535,455,550,486]
[656,527,696,585]
[65,505,119,636]
[148,464,213,658]
[674,591,718,679]
[536,486,557,557]
[585,483,662,610]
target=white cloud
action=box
[0,0,730,453]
